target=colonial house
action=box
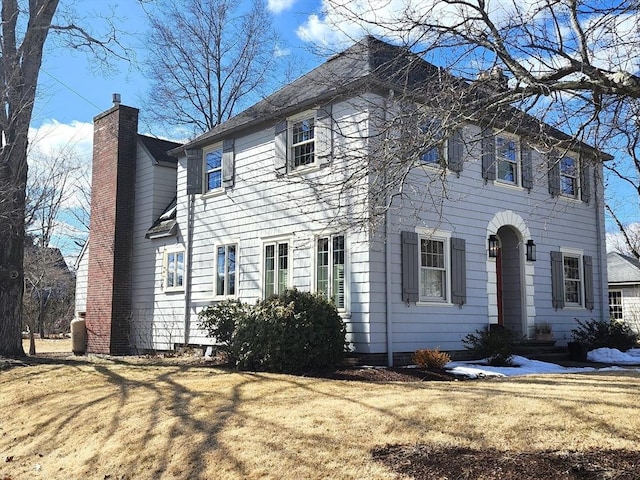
[607,252,640,332]
[75,37,610,365]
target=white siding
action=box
[74,244,89,315]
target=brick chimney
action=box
[85,96,139,354]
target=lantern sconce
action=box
[488,235,498,258]
[526,239,537,262]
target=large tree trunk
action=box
[0,145,28,357]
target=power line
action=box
[40,68,103,111]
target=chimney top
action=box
[112,93,121,105]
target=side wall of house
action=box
[130,143,181,352]
[619,285,640,333]
[74,244,89,316]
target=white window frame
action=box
[214,243,238,298]
[494,133,521,187]
[417,228,452,304]
[314,233,347,311]
[288,111,316,170]
[561,248,583,307]
[204,143,223,193]
[609,290,623,321]
[560,154,579,198]
[162,248,185,292]
[262,238,291,298]
[419,121,447,167]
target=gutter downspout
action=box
[384,90,394,367]
[594,164,607,322]
[184,193,195,346]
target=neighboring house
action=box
[607,252,640,332]
[76,37,610,364]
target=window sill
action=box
[492,180,524,191]
[558,193,581,202]
[563,304,585,310]
[164,287,185,294]
[202,188,225,199]
[416,301,454,307]
[288,163,320,176]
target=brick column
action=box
[85,101,139,354]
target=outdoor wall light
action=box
[526,239,537,262]
[488,235,498,258]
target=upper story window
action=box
[274,107,332,176]
[560,155,578,197]
[291,117,315,168]
[419,121,444,166]
[205,146,223,191]
[163,249,184,292]
[495,135,520,185]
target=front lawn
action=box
[2,346,640,479]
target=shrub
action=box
[412,348,451,370]
[571,318,638,352]
[232,289,347,373]
[462,325,515,366]
[198,299,249,355]
[534,322,552,334]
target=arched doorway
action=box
[495,225,524,337]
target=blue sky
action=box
[28,0,640,261]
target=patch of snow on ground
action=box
[588,347,640,364]
[446,355,595,379]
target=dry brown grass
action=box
[2,339,640,479]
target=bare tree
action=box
[0,0,126,358]
[142,0,281,137]
[306,0,640,246]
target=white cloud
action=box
[268,0,297,14]
[29,119,93,160]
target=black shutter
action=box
[315,105,332,167]
[401,231,419,303]
[222,138,235,188]
[481,129,496,181]
[548,153,560,196]
[447,129,464,174]
[186,148,203,195]
[551,251,565,309]
[522,146,533,191]
[584,255,594,310]
[451,237,466,306]
[274,120,288,176]
[580,162,591,203]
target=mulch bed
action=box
[305,366,460,382]
[372,444,640,479]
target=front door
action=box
[495,226,524,337]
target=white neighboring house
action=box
[75,37,611,364]
[607,252,640,333]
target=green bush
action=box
[571,318,638,352]
[462,325,514,366]
[198,299,248,355]
[233,289,347,372]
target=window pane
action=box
[208,170,222,190]
[216,246,225,296]
[278,243,288,294]
[167,253,175,287]
[609,291,623,320]
[265,245,275,297]
[317,238,329,298]
[332,236,345,308]
[228,245,236,296]
[292,119,314,143]
[176,252,184,287]
[292,117,315,167]
[293,142,315,167]
[421,268,445,299]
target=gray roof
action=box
[139,135,182,165]
[145,197,177,239]
[608,251,640,284]
[171,36,441,153]
[169,36,611,161]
